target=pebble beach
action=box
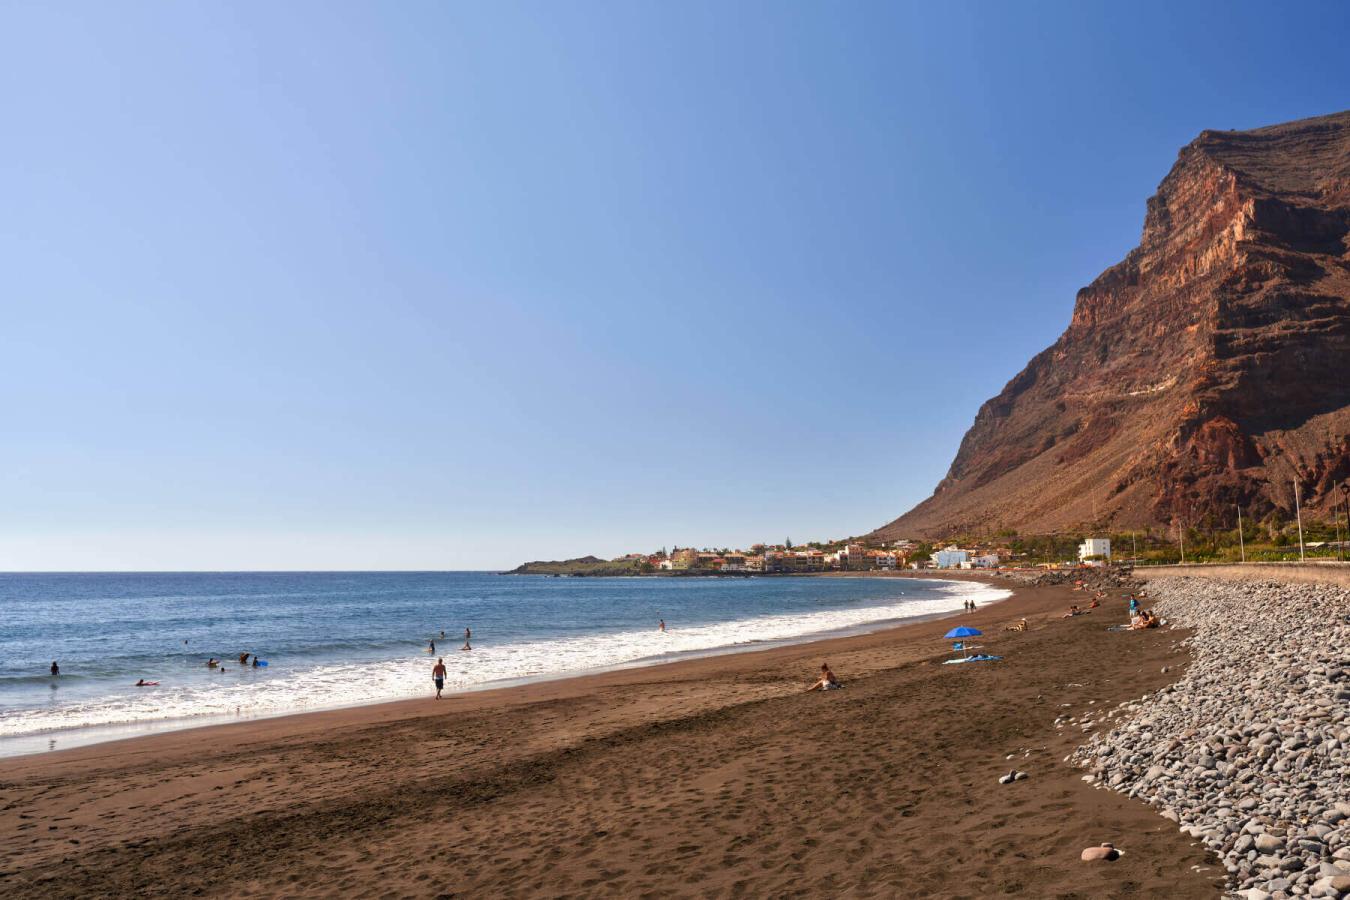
[1072,576,1350,899]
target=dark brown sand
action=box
[0,577,1223,898]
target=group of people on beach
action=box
[1061,591,1161,630]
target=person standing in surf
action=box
[658,618,666,632]
[462,627,472,651]
[431,658,447,699]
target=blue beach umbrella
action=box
[944,626,983,659]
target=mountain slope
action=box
[873,110,1350,540]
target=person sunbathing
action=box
[1062,605,1090,618]
[1130,610,1159,630]
[806,663,841,692]
[1004,618,1027,632]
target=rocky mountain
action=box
[873,110,1350,540]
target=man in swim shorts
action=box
[432,657,447,699]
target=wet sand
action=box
[0,577,1222,898]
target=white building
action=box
[933,547,971,568]
[973,553,1001,568]
[1078,537,1111,561]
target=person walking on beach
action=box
[432,658,447,699]
[50,661,59,677]
[462,627,472,651]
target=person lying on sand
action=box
[806,663,841,692]
[1004,618,1027,632]
[1061,605,1090,618]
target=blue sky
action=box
[3,1,1348,570]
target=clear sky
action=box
[3,1,1349,570]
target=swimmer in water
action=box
[428,640,436,654]
[462,627,472,651]
[658,619,666,632]
[50,661,60,677]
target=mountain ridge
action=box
[873,110,1350,541]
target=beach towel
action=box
[942,654,1002,665]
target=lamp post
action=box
[1237,505,1245,564]
[1293,480,1306,563]
[1333,485,1344,564]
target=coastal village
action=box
[613,536,1113,574]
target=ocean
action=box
[0,571,1007,756]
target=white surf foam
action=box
[0,579,1009,741]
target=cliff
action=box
[873,110,1350,540]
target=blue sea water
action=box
[0,571,1006,756]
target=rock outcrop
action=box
[874,110,1350,540]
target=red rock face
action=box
[873,110,1350,540]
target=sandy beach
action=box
[0,576,1221,898]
